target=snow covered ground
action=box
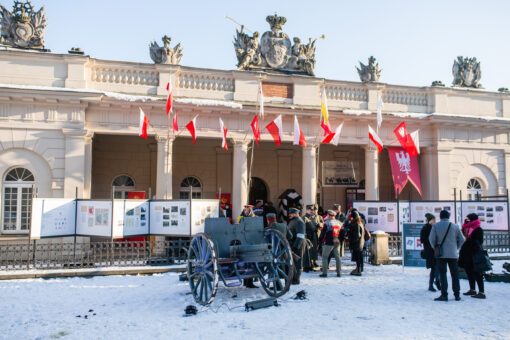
[1,259,509,340]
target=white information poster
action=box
[149,200,191,236]
[399,201,410,233]
[76,200,113,237]
[30,198,76,239]
[191,200,220,234]
[410,202,456,224]
[112,200,149,238]
[353,202,398,233]
[461,201,508,231]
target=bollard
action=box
[372,231,390,265]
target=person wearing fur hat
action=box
[420,213,441,292]
[459,213,486,299]
[348,210,365,276]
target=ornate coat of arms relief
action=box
[452,56,482,88]
[0,1,47,50]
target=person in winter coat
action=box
[287,208,306,285]
[318,210,344,277]
[348,210,365,276]
[265,212,293,241]
[459,213,486,299]
[305,204,323,268]
[429,210,465,301]
[420,213,441,292]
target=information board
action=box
[399,201,410,233]
[353,202,398,233]
[76,200,113,237]
[112,200,149,238]
[191,200,220,234]
[403,223,426,267]
[322,161,360,187]
[149,200,191,236]
[30,198,76,239]
[410,202,456,224]
[461,201,509,231]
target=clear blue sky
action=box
[14,0,510,90]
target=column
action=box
[62,129,86,198]
[436,146,452,200]
[364,146,379,200]
[420,147,438,200]
[232,141,249,219]
[83,132,94,199]
[156,136,173,199]
[302,146,317,207]
[504,151,510,193]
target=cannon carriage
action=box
[187,217,294,305]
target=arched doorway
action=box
[2,167,34,233]
[249,177,268,205]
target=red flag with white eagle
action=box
[266,115,283,146]
[172,109,178,135]
[219,118,228,151]
[186,116,197,144]
[166,81,173,115]
[388,147,422,198]
[394,122,419,157]
[138,108,149,139]
[293,116,306,146]
[368,125,383,153]
[322,122,344,146]
[320,119,333,136]
[251,115,261,146]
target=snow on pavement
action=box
[1,260,509,340]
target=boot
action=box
[454,294,461,301]
[319,273,327,278]
[292,269,301,285]
[471,292,486,299]
[463,289,476,296]
[428,285,437,292]
[434,295,448,302]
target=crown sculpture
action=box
[149,35,183,64]
[356,56,381,82]
[233,13,319,76]
[452,56,481,88]
[0,1,47,50]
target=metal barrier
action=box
[0,239,190,271]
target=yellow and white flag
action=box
[321,87,329,124]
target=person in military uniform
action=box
[265,212,293,241]
[305,204,323,269]
[287,207,306,285]
[319,210,344,277]
[333,204,346,223]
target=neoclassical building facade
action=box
[1,47,510,238]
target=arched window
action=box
[2,168,34,233]
[467,178,483,201]
[180,176,202,199]
[112,175,135,199]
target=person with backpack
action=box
[319,210,344,277]
[429,210,465,301]
[459,213,486,299]
[420,213,441,292]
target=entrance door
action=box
[248,177,268,205]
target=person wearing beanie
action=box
[420,213,440,292]
[429,210,465,301]
[459,213,485,299]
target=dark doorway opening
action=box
[249,177,268,205]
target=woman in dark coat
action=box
[348,211,365,276]
[420,213,440,292]
[459,213,485,299]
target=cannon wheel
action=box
[187,233,219,305]
[256,229,294,298]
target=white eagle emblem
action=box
[395,151,411,175]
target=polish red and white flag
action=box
[394,122,419,157]
[138,108,149,139]
[409,129,420,155]
[251,115,261,146]
[172,109,179,135]
[322,122,344,146]
[186,116,197,144]
[266,115,283,146]
[368,125,383,153]
[219,118,228,151]
[320,119,333,136]
[166,81,173,115]
[293,116,306,146]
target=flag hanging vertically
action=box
[266,115,283,146]
[172,109,179,135]
[320,119,333,136]
[320,87,329,124]
[368,125,383,153]
[258,83,264,119]
[394,122,419,157]
[388,147,423,198]
[409,130,420,155]
[138,107,149,139]
[322,122,344,146]
[219,118,228,151]
[251,115,261,146]
[377,96,383,128]
[293,116,306,146]
[186,116,197,144]
[166,81,173,115]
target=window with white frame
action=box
[2,168,34,233]
[180,176,202,199]
[112,175,135,199]
[467,178,483,201]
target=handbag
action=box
[434,223,451,258]
[420,249,426,259]
[472,244,492,273]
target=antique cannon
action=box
[187,217,294,305]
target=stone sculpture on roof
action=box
[233,13,319,76]
[0,1,47,50]
[356,56,381,82]
[149,35,183,64]
[452,56,481,88]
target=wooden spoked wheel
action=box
[187,233,219,305]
